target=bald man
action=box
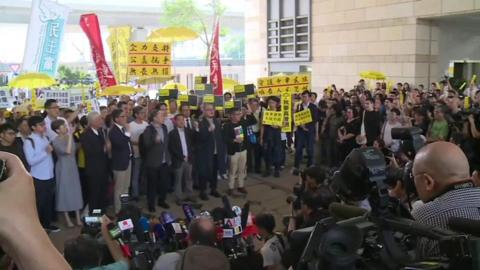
[412,141,480,259]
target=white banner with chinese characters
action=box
[22,0,70,76]
[0,90,11,109]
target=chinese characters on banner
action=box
[107,26,132,84]
[256,74,310,97]
[44,90,69,108]
[0,90,10,108]
[22,0,70,76]
[281,93,292,132]
[262,111,283,126]
[209,19,223,95]
[128,42,171,78]
[294,109,313,126]
[80,14,117,89]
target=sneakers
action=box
[45,225,61,233]
[237,187,248,194]
[210,190,221,198]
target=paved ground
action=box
[49,156,301,252]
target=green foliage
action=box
[160,0,228,63]
[57,65,92,85]
[223,35,244,59]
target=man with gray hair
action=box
[80,111,109,213]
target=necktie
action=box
[121,127,126,134]
[186,118,191,129]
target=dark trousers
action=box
[78,168,88,208]
[87,172,108,213]
[199,154,219,193]
[33,178,55,228]
[146,164,170,208]
[294,130,315,168]
[263,141,281,171]
[247,133,262,173]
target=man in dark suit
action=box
[108,109,133,213]
[168,114,196,205]
[142,109,171,212]
[80,112,109,213]
[293,90,319,174]
[196,103,224,200]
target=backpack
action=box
[175,245,230,270]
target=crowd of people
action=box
[0,77,480,269]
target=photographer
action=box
[255,213,288,270]
[0,152,71,269]
[412,141,480,259]
[153,217,230,270]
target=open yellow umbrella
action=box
[8,72,56,89]
[162,82,187,92]
[99,85,145,97]
[359,71,386,81]
[147,27,199,43]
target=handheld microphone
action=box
[241,202,250,229]
[161,211,175,224]
[107,223,132,258]
[328,202,369,220]
[139,216,151,242]
[182,204,196,223]
[448,217,480,237]
[222,196,235,218]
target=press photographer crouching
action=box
[411,141,480,259]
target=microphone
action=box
[139,216,151,242]
[222,196,235,218]
[107,223,132,258]
[329,202,369,220]
[241,202,250,229]
[182,204,196,223]
[448,217,480,237]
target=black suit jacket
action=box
[108,124,132,171]
[168,128,193,169]
[80,128,109,178]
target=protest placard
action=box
[44,90,70,108]
[262,111,283,126]
[281,93,292,132]
[257,73,310,97]
[294,109,313,126]
[0,90,10,108]
[233,84,255,98]
[128,42,171,78]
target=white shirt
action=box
[91,128,99,136]
[260,235,288,270]
[165,117,175,133]
[44,115,68,141]
[129,120,148,158]
[383,121,402,152]
[178,128,188,159]
[23,133,54,180]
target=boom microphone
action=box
[448,217,480,237]
[329,202,369,220]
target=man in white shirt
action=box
[44,99,82,140]
[256,213,288,270]
[23,116,59,233]
[382,108,403,152]
[129,106,149,200]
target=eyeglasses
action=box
[49,106,60,109]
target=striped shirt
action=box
[411,187,480,259]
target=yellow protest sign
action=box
[294,109,313,126]
[158,89,169,97]
[203,94,214,103]
[108,26,131,84]
[195,84,206,91]
[262,111,283,126]
[128,42,171,78]
[281,93,292,132]
[471,74,477,85]
[224,100,234,109]
[234,85,245,93]
[178,94,189,102]
[257,73,310,97]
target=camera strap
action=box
[431,180,475,201]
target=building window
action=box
[267,0,310,61]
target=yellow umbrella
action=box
[223,78,239,91]
[136,75,174,85]
[162,82,187,92]
[359,71,386,81]
[147,27,199,43]
[8,72,56,89]
[99,85,145,97]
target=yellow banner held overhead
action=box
[281,93,292,132]
[108,26,131,84]
[257,73,310,97]
[224,100,234,109]
[203,94,214,103]
[262,111,283,126]
[128,42,171,79]
[178,95,189,102]
[294,109,313,126]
